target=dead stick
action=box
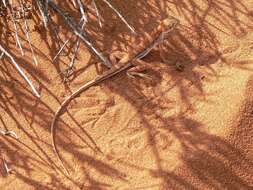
[102,0,136,34]
[0,44,40,98]
[35,0,49,27]
[92,0,102,28]
[20,0,38,65]
[8,2,24,56]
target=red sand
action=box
[0,0,252,189]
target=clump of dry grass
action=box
[0,0,138,175]
[0,0,136,97]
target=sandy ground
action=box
[0,0,253,189]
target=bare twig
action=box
[76,0,88,24]
[2,158,12,174]
[8,2,24,55]
[102,0,136,34]
[35,0,66,54]
[70,0,77,8]
[69,34,81,69]
[1,0,7,7]
[0,44,40,98]
[92,0,102,28]
[53,1,88,66]
[69,0,88,69]
[0,130,18,139]
[20,0,38,65]
[69,19,86,69]
[0,129,18,174]
[52,38,71,62]
[49,18,65,52]
[35,0,49,27]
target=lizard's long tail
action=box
[51,15,179,176]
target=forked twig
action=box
[76,0,88,24]
[52,18,85,62]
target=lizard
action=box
[50,15,179,175]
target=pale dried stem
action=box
[36,0,49,27]
[20,0,38,65]
[8,2,24,55]
[0,129,18,175]
[53,19,84,62]
[92,0,102,28]
[69,20,86,69]
[102,0,136,34]
[0,130,18,138]
[76,0,88,24]
[0,44,40,98]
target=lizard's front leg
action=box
[109,51,130,67]
[110,51,152,79]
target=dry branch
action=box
[0,43,40,98]
[92,0,102,28]
[20,0,38,65]
[8,2,24,55]
[102,0,136,34]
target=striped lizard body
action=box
[51,15,179,175]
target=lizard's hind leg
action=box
[110,51,152,79]
[127,59,152,79]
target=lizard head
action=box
[161,16,179,29]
